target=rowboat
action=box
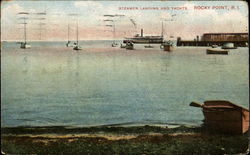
[190,100,249,134]
[206,48,228,55]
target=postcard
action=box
[1,0,249,154]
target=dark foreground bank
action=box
[1,125,249,155]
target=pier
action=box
[177,33,248,47]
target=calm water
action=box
[1,41,249,127]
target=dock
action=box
[177,33,248,47]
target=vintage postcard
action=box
[1,0,249,154]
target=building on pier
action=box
[177,33,248,47]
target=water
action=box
[1,41,249,127]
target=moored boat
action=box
[66,41,74,47]
[66,22,72,47]
[19,16,31,49]
[162,41,174,52]
[190,100,249,134]
[163,45,173,52]
[73,18,82,51]
[73,45,82,50]
[206,48,228,55]
[222,43,237,49]
[120,44,126,48]
[144,45,154,48]
[211,45,218,48]
[126,42,134,50]
[112,42,118,47]
[20,42,31,49]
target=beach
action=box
[2,125,249,154]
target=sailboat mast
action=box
[113,22,115,44]
[24,18,27,43]
[39,21,42,40]
[161,21,164,37]
[76,19,78,45]
[68,23,70,42]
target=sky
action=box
[1,0,248,41]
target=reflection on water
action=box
[1,41,249,127]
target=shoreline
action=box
[1,124,201,135]
[2,125,249,154]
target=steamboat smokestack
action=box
[141,29,143,37]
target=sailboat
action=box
[112,42,118,47]
[111,22,118,47]
[103,19,117,47]
[66,23,73,47]
[20,17,31,49]
[73,19,82,50]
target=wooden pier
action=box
[177,33,248,47]
[177,40,248,47]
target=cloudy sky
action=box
[1,0,248,41]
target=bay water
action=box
[1,41,249,127]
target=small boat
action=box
[120,44,126,48]
[66,23,74,47]
[144,45,154,48]
[126,42,134,50]
[112,42,118,47]
[163,44,174,52]
[211,45,218,48]
[161,41,174,52]
[206,48,228,55]
[20,42,31,49]
[19,17,31,49]
[222,43,237,49]
[66,41,74,47]
[190,100,249,134]
[73,19,82,51]
[73,45,82,50]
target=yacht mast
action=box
[24,18,27,43]
[39,21,42,40]
[113,22,116,44]
[35,12,46,41]
[161,21,164,37]
[68,23,70,43]
[76,19,78,46]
